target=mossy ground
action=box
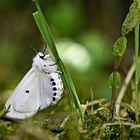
[0,100,140,140]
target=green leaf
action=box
[112,36,127,57]
[32,0,84,123]
[130,1,138,10]
[122,1,140,35]
[33,11,59,60]
[108,72,121,89]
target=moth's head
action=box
[30,45,49,60]
[35,52,51,60]
[38,52,45,59]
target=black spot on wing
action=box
[53,93,57,96]
[52,82,56,86]
[50,78,54,81]
[52,87,57,91]
[53,97,56,101]
[25,90,30,93]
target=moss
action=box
[129,127,140,139]
[0,120,17,138]
[1,101,140,140]
[59,114,81,140]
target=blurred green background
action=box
[0,0,133,107]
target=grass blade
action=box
[32,0,84,123]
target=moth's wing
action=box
[39,72,63,109]
[38,73,53,109]
[5,67,42,119]
[49,73,63,105]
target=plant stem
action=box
[134,0,140,123]
[135,21,139,122]
[109,58,121,121]
[116,63,135,115]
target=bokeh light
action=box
[57,39,91,72]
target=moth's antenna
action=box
[43,44,47,54]
[29,46,38,54]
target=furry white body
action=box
[5,52,63,119]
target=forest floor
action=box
[0,99,140,140]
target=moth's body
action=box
[5,52,63,119]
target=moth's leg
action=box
[55,71,62,74]
[5,104,11,113]
[37,106,41,112]
[49,59,59,66]
[49,71,63,74]
[44,54,51,59]
[58,70,64,74]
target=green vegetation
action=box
[1,0,140,139]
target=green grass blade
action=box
[134,22,139,122]
[32,0,84,123]
[33,11,59,59]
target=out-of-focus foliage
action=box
[0,0,135,139]
[0,0,133,103]
[112,36,127,57]
[46,0,84,37]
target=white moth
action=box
[5,52,63,119]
